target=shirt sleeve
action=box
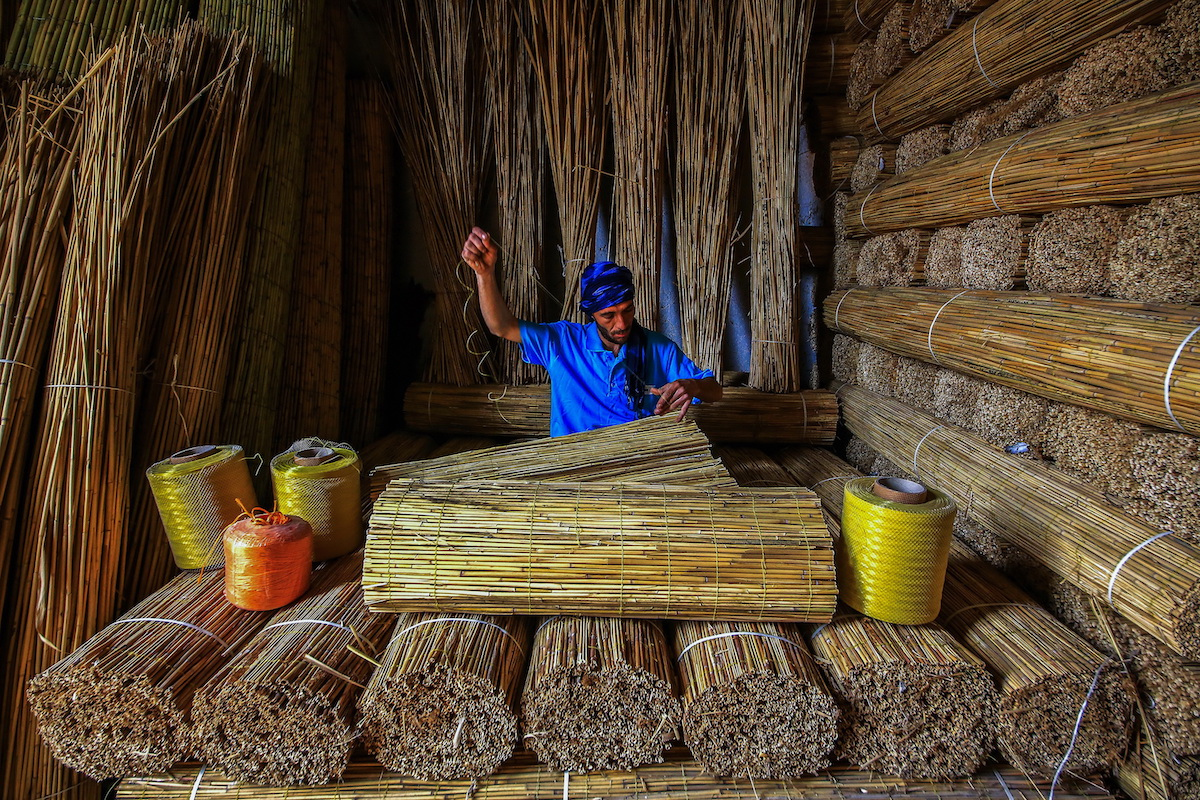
[518,319,558,368]
[648,334,715,405]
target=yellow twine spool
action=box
[270,441,363,562]
[146,444,259,570]
[839,476,957,625]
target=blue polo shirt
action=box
[518,320,714,437]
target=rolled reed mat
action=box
[271,440,363,561]
[522,616,680,772]
[191,552,393,785]
[807,613,998,779]
[146,444,258,569]
[357,613,529,780]
[27,568,272,779]
[674,620,838,778]
[364,480,836,621]
[839,477,957,625]
[223,511,313,611]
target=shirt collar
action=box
[585,321,623,356]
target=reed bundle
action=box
[895,124,950,173]
[843,0,896,40]
[930,370,986,430]
[856,0,1171,139]
[1160,0,1200,83]
[675,620,838,777]
[1040,402,1141,499]
[426,436,500,459]
[908,0,994,53]
[989,69,1066,134]
[894,355,939,409]
[846,82,1200,236]
[672,0,744,374]
[832,334,861,384]
[850,143,897,193]
[357,613,528,780]
[856,341,899,395]
[834,190,851,242]
[836,382,1200,660]
[834,240,863,287]
[1056,26,1170,118]
[401,381,839,444]
[923,226,965,287]
[825,286,1200,434]
[1127,431,1200,546]
[482,0,545,385]
[524,0,607,317]
[871,3,913,80]
[744,0,815,392]
[1026,206,1126,295]
[380,0,491,385]
[364,480,836,620]
[361,431,438,476]
[522,616,679,772]
[26,568,271,781]
[811,33,855,91]
[828,135,861,190]
[1108,194,1200,305]
[1117,737,1200,800]
[846,37,876,109]
[814,93,867,137]
[855,229,928,286]
[844,436,881,472]
[946,103,1001,152]
[974,381,1048,455]
[817,0,856,31]
[959,214,1034,290]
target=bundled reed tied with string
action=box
[871,3,912,81]
[928,369,986,430]
[894,356,939,409]
[855,229,928,286]
[810,33,855,92]
[1126,431,1200,546]
[521,616,679,772]
[843,0,896,40]
[834,240,863,287]
[908,0,994,52]
[1117,736,1200,800]
[1056,27,1171,119]
[828,135,861,190]
[922,226,965,287]
[836,382,1200,660]
[1026,205,1127,295]
[846,37,876,109]
[850,143,897,193]
[974,381,1048,456]
[856,340,899,395]
[844,436,881,473]
[1107,194,1200,305]
[1160,0,1200,83]
[824,286,1200,434]
[896,124,951,174]
[744,0,815,393]
[673,0,744,374]
[26,567,272,781]
[524,0,607,317]
[674,620,838,777]
[959,215,1035,290]
[1039,402,1141,501]
[832,334,861,383]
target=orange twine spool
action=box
[222,508,314,611]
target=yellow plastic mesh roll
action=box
[838,476,957,625]
[146,445,259,570]
[270,442,363,562]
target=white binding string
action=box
[993,770,1017,800]
[188,766,205,800]
[927,290,972,364]
[858,184,881,236]
[107,617,229,650]
[0,359,33,369]
[912,425,945,478]
[941,601,1040,626]
[1107,531,1174,605]
[1048,663,1108,800]
[853,0,871,30]
[812,475,857,489]
[988,131,1033,212]
[263,619,355,636]
[834,287,856,331]
[1163,324,1200,432]
[971,16,1000,87]
[562,771,570,800]
[391,616,525,655]
[808,613,864,641]
[870,93,884,138]
[45,383,133,393]
[676,630,804,662]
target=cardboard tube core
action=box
[872,476,928,504]
[295,447,338,467]
[169,444,218,464]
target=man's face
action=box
[592,300,636,347]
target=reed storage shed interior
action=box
[0,0,1197,798]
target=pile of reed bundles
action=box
[1117,738,1200,800]
[1107,194,1200,305]
[832,335,861,383]
[842,0,893,41]
[855,229,928,286]
[828,135,861,190]
[871,3,913,81]
[959,215,1034,289]
[1055,26,1171,118]
[835,239,863,287]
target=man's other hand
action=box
[649,380,698,422]
[461,226,499,276]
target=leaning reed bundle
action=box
[675,620,838,777]
[850,143,897,193]
[856,0,1170,139]
[26,568,272,781]
[895,124,951,173]
[364,480,836,620]
[1026,205,1126,295]
[810,33,855,91]
[191,553,392,785]
[846,83,1200,236]
[744,0,815,392]
[923,226,965,287]
[524,0,607,317]
[1117,737,1200,800]
[824,286,1200,434]
[402,382,840,444]
[357,613,529,780]
[673,0,744,374]
[871,3,912,80]
[1056,26,1170,119]
[959,214,1035,290]
[855,229,928,286]
[1107,194,1200,305]
[836,382,1200,659]
[523,616,680,772]
[908,0,994,52]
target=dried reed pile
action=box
[825,287,1200,434]
[364,480,836,620]
[1056,27,1170,118]
[675,620,838,777]
[959,215,1034,290]
[855,229,928,286]
[1117,737,1200,800]
[846,83,1200,235]
[358,613,529,780]
[832,334,861,383]
[857,0,1170,139]
[871,3,912,80]
[1026,206,1126,295]
[850,143,897,192]
[846,37,875,109]
[1040,402,1141,500]
[744,0,815,392]
[923,226,965,287]
[811,33,854,91]
[908,0,994,52]
[856,341,899,395]
[26,568,271,780]
[931,370,985,429]
[1127,430,1200,545]
[834,240,863,287]
[896,124,951,173]
[1160,0,1200,83]
[522,616,679,772]
[673,0,744,374]
[524,0,607,317]
[1107,194,1200,304]
[836,382,1200,660]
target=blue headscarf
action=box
[579,260,647,416]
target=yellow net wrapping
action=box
[271,443,363,561]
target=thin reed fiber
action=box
[1056,26,1171,118]
[896,125,951,174]
[923,226,965,287]
[1116,737,1200,800]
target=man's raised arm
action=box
[461,226,521,343]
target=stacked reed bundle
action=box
[675,620,838,777]
[1056,27,1170,118]
[358,613,528,780]
[828,135,861,190]
[947,102,1003,151]
[1039,402,1141,500]
[959,214,1035,290]
[849,143,897,193]
[26,568,272,781]
[1160,0,1200,83]
[974,381,1048,455]
[894,355,939,409]
[743,0,815,392]
[846,37,876,109]
[988,70,1066,136]
[843,0,895,40]
[871,3,913,80]
[931,370,986,429]
[824,287,1200,434]
[923,226,965,287]
[524,0,607,317]
[846,83,1200,236]
[832,334,861,383]
[1026,205,1126,295]
[1117,737,1200,800]
[856,340,899,395]
[1127,430,1200,545]
[810,33,855,92]
[482,0,545,385]
[856,0,1170,139]
[896,124,951,173]
[522,616,679,772]
[836,382,1200,659]
[855,229,928,286]
[908,0,994,52]
[844,436,881,472]
[834,240,863,286]
[364,480,836,620]
[427,436,499,459]
[673,0,744,374]
[1107,194,1200,304]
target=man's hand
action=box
[461,226,499,276]
[649,379,699,422]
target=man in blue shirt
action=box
[461,226,723,436]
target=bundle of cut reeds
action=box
[835,240,863,287]
[673,0,744,374]
[1127,430,1200,546]
[846,36,876,109]
[923,226,965,287]
[1039,402,1141,500]
[855,229,928,286]
[1116,736,1200,800]
[855,340,899,395]
[846,83,1200,236]
[871,3,912,80]
[828,135,861,190]
[1026,205,1126,295]
[832,334,861,383]
[908,0,994,53]
[401,382,839,444]
[1056,26,1170,118]
[850,143,897,193]
[931,369,987,430]
[364,480,836,620]
[857,0,1171,139]
[894,355,939,409]
[896,124,951,173]
[27,568,271,781]
[675,620,838,777]
[522,616,680,772]
[743,0,815,392]
[959,214,1035,290]
[836,382,1200,660]
[811,33,855,91]
[1160,0,1200,84]
[843,0,895,40]
[357,613,528,780]
[973,381,1048,455]
[1108,194,1200,305]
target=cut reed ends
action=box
[855,229,928,287]
[896,124,951,174]
[850,143,897,193]
[1056,26,1170,118]
[1107,194,1200,305]
[959,215,1034,290]
[1026,205,1126,295]
[923,226,966,288]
